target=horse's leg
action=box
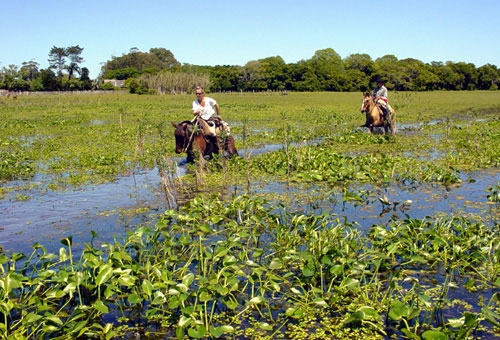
[224,135,238,156]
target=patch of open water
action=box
[1,147,499,256]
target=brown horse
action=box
[171,119,238,163]
[360,92,396,134]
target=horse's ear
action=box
[171,122,178,128]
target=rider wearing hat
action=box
[372,79,390,121]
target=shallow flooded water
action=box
[1,155,498,256]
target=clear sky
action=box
[1,0,499,79]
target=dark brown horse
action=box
[360,92,396,134]
[171,119,238,163]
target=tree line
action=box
[1,46,499,93]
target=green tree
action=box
[374,55,401,90]
[259,56,287,90]
[344,54,375,91]
[288,61,319,91]
[66,45,84,80]
[149,47,181,68]
[101,47,180,79]
[476,64,499,90]
[413,65,441,90]
[19,60,40,81]
[48,46,67,77]
[240,60,267,91]
[40,68,59,91]
[209,65,241,92]
[80,67,93,90]
[308,48,346,91]
[449,62,478,90]
[429,62,462,90]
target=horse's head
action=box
[171,121,193,154]
[360,92,372,113]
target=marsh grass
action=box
[1,91,499,189]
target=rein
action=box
[182,122,196,153]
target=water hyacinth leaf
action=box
[142,279,153,296]
[92,300,109,313]
[313,298,328,307]
[220,325,235,334]
[209,325,223,338]
[198,223,211,233]
[269,258,283,270]
[422,330,447,340]
[209,215,224,224]
[178,315,191,327]
[285,307,305,318]
[214,247,228,259]
[223,255,237,266]
[330,264,344,275]
[1,275,22,292]
[176,284,189,293]
[258,322,273,331]
[46,314,64,326]
[24,311,43,324]
[270,280,281,292]
[168,288,180,296]
[247,296,265,305]
[60,236,73,247]
[188,324,207,338]
[96,263,113,286]
[418,294,432,308]
[340,278,360,291]
[302,264,316,277]
[345,310,365,323]
[410,254,428,264]
[389,300,410,320]
[216,285,229,296]
[176,326,185,340]
[199,290,212,302]
[118,275,136,287]
[168,297,180,309]
[127,293,142,305]
[70,320,88,337]
[224,297,238,309]
[182,273,195,287]
[63,282,77,296]
[59,247,68,262]
[320,255,332,265]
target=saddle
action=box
[197,117,229,138]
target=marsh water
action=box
[1,142,499,256]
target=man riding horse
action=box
[177,86,237,161]
[192,86,228,138]
[372,79,391,123]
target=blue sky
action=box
[2,0,499,79]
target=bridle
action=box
[360,96,370,113]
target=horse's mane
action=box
[174,120,194,132]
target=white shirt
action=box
[192,96,217,120]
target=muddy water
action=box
[1,154,499,256]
